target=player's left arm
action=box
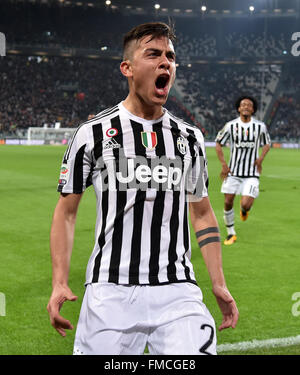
[255,144,271,173]
[189,197,239,331]
[255,125,271,174]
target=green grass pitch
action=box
[0,145,299,355]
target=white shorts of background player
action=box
[221,176,259,198]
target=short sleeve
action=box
[260,124,271,147]
[57,125,93,194]
[215,123,230,146]
[186,134,209,202]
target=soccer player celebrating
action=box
[215,96,271,245]
[47,22,238,355]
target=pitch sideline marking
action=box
[265,174,300,181]
[217,335,300,352]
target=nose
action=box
[159,54,170,69]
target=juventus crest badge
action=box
[177,136,187,155]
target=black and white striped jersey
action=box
[215,116,271,178]
[57,102,209,286]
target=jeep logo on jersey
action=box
[95,153,206,200]
[177,136,187,155]
[116,158,182,189]
[141,131,157,150]
[235,141,255,148]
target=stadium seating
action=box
[0,1,299,141]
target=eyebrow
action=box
[144,48,176,59]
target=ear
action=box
[120,60,133,78]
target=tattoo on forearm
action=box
[198,236,221,248]
[196,227,220,238]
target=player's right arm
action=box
[215,142,231,180]
[47,122,93,337]
[47,192,82,337]
[215,124,231,180]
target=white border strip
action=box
[217,335,300,352]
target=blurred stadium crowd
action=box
[0,1,299,141]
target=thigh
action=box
[74,329,147,355]
[221,176,242,195]
[148,314,217,355]
[73,284,148,355]
[147,283,217,355]
[241,178,259,198]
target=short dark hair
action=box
[235,95,258,114]
[123,21,176,59]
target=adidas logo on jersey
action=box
[103,138,121,150]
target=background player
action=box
[47,22,238,355]
[215,96,271,245]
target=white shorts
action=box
[221,176,259,198]
[73,282,217,355]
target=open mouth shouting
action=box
[155,73,170,97]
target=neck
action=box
[240,114,251,123]
[122,94,164,120]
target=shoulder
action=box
[81,104,120,130]
[65,104,120,156]
[220,117,239,131]
[227,117,240,126]
[218,119,235,133]
[252,117,267,130]
[74,104,121,139]
[166,110,205,141]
